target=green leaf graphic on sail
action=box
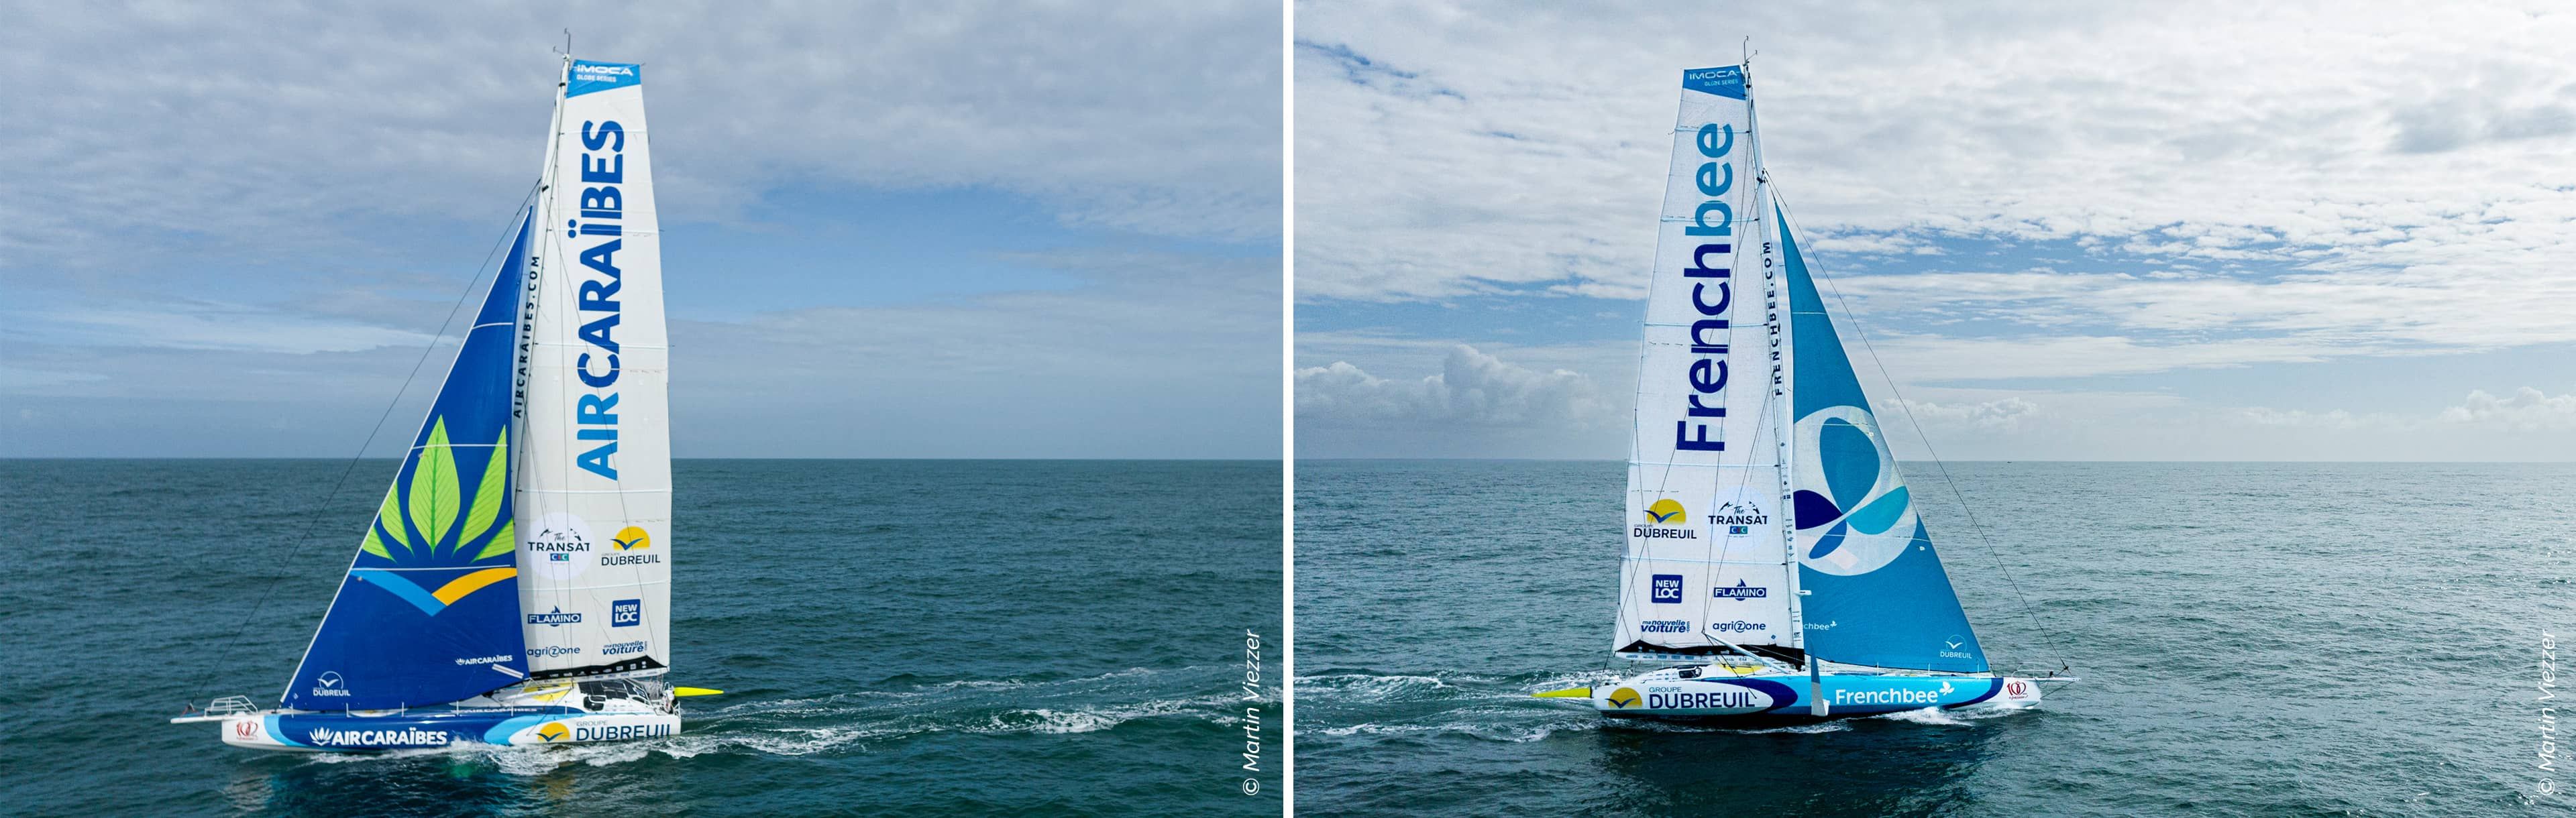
[348,417,518,616]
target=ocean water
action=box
[1,459,1281,816]
[1293,460,2572,817]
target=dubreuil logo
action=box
[309,671,351,697]
[602,525,661,566]
[1633,499,1697,539]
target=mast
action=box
[1746,62,1802,652]
[519,54,570,434]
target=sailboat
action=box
[172,55,713,750]
[1534,63,2068,721]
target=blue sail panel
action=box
[283,213,533,709]
[1778,204,1987,673]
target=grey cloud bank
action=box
[3,1,1282,458]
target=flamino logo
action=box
[1605,687,1642,709]
[1644,499,1687,524]
[535,721,572,743]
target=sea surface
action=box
[1,459,1281,817]
[1294,460,2571,817]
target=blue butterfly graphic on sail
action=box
[1790,406,1917,576]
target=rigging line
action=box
[184,180,543,707]
[1768,187,2070,673]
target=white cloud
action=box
[2438,387,2576,431]
[1878,396,2041,434]
[1295,344,1612,429]
[1293,0,2576,379]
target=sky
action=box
[1293,0,2576,461]
[1,1,1282,459]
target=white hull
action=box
[215,709,682,752]
[1553,663,2048,721]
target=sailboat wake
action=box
[284,666,1246,770]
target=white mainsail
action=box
[515,58,673,680]
[1613,65,1799,660]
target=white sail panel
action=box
[1617,65,1789,656]
[516,59,672,679]
[1615,465,1792,652]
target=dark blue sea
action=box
[1,459,1281,816]
[1293,460,2572,817]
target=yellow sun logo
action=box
[612,526,651,551]
[535,721,570,742]
[1644,499,1686,524]
[1606,687,1642,708]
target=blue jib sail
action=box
[281,212,533,710]
[1778,204,1988,673]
